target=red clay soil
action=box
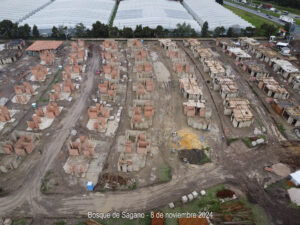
[216,189,235,198]
[151,212,164,225]
[178,218,209,225]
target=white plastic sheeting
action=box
[0,0,50,22]
[114,0,201,31]
[182,0,253,30]
[21,0,115,29]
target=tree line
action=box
[0,19,280,40]
[258,0,300,9]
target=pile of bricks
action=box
[40,50,55,65]
[68,136,95,157]
[0,106,11,122]
[2,135,34,156]
[88,103,110,132]
[14,82,34,104]
[31,64,47,81]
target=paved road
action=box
[224,1,285,26]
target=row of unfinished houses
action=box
[50,40,87,102]
[237,37,300,127]
[161,39,212,130]
[115,39,154,173]
[183,38,254,128]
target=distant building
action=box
[26,41,62,56]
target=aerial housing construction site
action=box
[0,37,300,225]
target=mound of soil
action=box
[178,149,205,164]
[216,189,235,198]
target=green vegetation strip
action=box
[159,165,171,183]
[224,5,280,28]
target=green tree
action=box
[32,25,40,39]
[201,21,209,37]
[0,20,18,39]
[213,26,225,37]
[155,25,164,37]
[142,26,154,38]
[109,26,120,38]
[73,23,86,37]
[216,0,223,5]
[91,21,109,37]
[51,26,59,38]
[122,27,133,38]
[227,27,235,37]
[260,23,277,38]
[17,24,31,39]
[134,25,143,38]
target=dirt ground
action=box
[0,39,300,225]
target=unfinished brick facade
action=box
[0,106,11,122]
[68,136,95,157]
[40,50,55,65]
[2,135,35,156]
[30,64,47,81]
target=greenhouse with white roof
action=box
[113,0,201,31]
[0,0,253,32]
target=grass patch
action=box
[240,198,271,225]
[159,184,224,225]
[54,221,66,225]
[38,96,49,103]
[278,124,286,134]
[41,170,52,192]
[12,219,30,225]
[242,137,253,148]
[159,165,171,183]
[290,202,300,209]
[198,153,211,165]
[224,5,280,35]
[128,181,137,190]
[227,137,240,145]
[75,222,85,225]
[266,178,291,190]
